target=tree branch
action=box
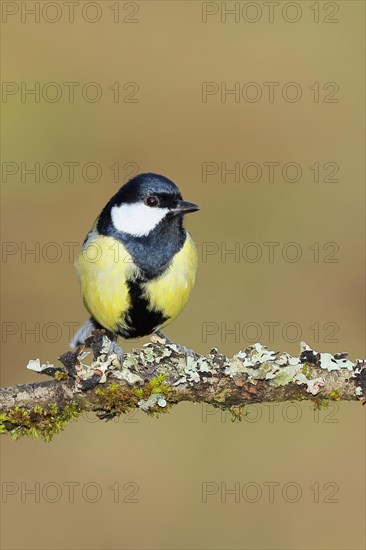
[1,331,365,441]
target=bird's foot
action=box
[108,340,125,364]
[153,330,198,360]
[154,329,174,345]
[176,344,198,360]
[70,318,101,349]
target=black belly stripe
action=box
[116,279,168,339]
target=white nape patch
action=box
[111,203,169,237]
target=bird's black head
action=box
[98,173,200,238]
[115,173,181,206]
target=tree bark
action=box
[1,331,365,440]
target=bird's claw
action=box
[175,344,199,361]
[154,330,198,360]
[108,340,124,363]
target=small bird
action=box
[71,173,199,355]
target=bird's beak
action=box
[171,200,200,215]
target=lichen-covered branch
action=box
[1,331,365,441]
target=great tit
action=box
[71,173,199,352]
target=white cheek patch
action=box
[111,203,169,237]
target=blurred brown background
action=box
[1,1,365,549]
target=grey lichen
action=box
[2,332,365,441]
[138,393,167,412]
[223,342,361,397]
[65,338,366,403]
[25,339,365,402]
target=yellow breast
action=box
[142,232,198,325]
[76,231,198,335]
[76,234,138,332]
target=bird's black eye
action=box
[145,195,159,207]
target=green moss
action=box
[0,402,81,442]
[329,390,340,401]
[8,406,30,425]
[33,404,44,415]
[134,388,144,399]
[48,403,58,415]
[313,398,329,410]
[313,391,340,409]
[0,415,7,434]
[132,374,170,401]
[136,374,173,415]
[301,364,312,380]
[95,383,139,418]
[54,371,68,381]
[229,405,246,422]
[207,402,247,422]
[2,375,174,439]
[94,376,173,419]
[146,374,171,397]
